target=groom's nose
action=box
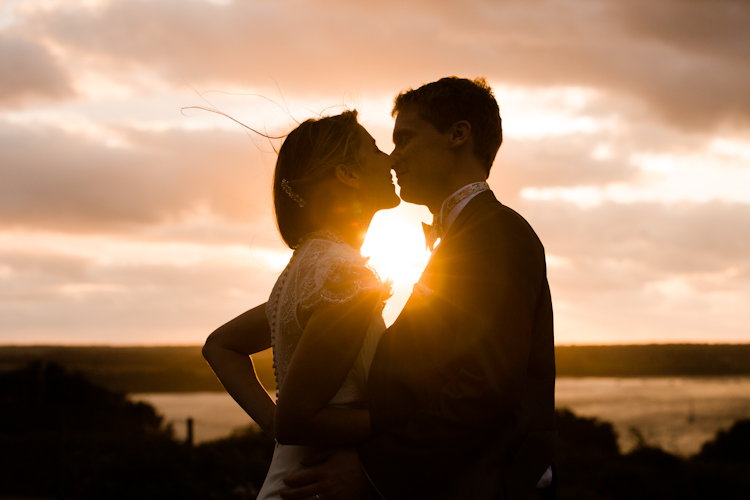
[390,153,402,169]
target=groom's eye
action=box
[393,132,410,147]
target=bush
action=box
[0,361,274,499]
[696,419,750,463]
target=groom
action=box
[283,77,556,500]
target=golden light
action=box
[361,208,432,325]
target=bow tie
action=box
[423,214,442,252]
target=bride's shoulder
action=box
[291,231,389,308]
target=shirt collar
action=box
[439,181,490,234]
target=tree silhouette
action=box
[0,361,273,499]
[696,419,750,463]
[2,361,748,499]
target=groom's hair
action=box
[392,77,502,175]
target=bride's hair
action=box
[273,110,362,248]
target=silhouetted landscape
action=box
[1,355,749,498]
[555,344,750,378]
[0,361,274,500]
[2,344,749,393]
[0,345,274,393]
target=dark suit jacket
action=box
[359,191,556,499]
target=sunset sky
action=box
[1,0,748,345]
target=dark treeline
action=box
[0,361,274,499]
[556,344,750,377]
[554,409,750,499]
[2,361,750,499]
[2,344,749,395]
[0,345,276,393]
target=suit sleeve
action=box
[359,210,550,498]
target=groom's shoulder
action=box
[469,197,543,245]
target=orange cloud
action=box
[2,0,749,344]
[17,0,750,131]
[0,123,273,233]
[0,33,75,106]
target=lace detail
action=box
[266,231,390,401]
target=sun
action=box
[361,209,432,324]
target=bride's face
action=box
[354,126,401,213]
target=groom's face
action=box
[391,108,451,209]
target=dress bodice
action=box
[257,232,390,500]
[266,231,390,405]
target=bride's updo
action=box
[273,111,362,249]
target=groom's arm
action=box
[359,208,554,498]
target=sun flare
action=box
[361,209,432,324]
[362,212,429,285]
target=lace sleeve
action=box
[295,238,390,312]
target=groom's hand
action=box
[280,448,370,500]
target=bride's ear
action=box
[334,163,360,189]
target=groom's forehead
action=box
[393,109,433,138]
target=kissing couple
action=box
[203,77,556,500]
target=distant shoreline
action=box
[2,344,749,393]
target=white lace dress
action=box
[256,232,390,500]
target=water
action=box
[555,377,750,456]
[131,377,750,456]
[131,392,259,444]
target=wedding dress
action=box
[256,231,390,500]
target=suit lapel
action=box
[414,190,499,302]
[436,190,498,252]
[367,190,501,428]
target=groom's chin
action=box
[397,191,425,207]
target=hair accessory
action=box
[281,179,306,207]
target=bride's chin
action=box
[369,190,401,213]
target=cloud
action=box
[522,199,750,278]
[0,249,89,290]
[0,235,285,344]
[0,33,75,106]
[517,198,750,343]
[3,197,747,345]
[613,0,750,67]
[491,132,641,200]
[0,122,275,233]
[17,0,750,131]
[2,0,748,345]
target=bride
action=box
[202,110,400,499]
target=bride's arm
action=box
[274,291,381,447]
[202,302,276,438]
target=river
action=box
[131,376,750,456]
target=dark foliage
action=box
[696,419,750,462]
[2,360,749,499]
[554,408,621,500]
[0,360,166,436]
[3,344,750,394]
[555,408,750,500]
[194,426,277,498]
[0,345,278,393]
[0,361,274,500]
[556,344,750,377]
[555,408,620,459]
